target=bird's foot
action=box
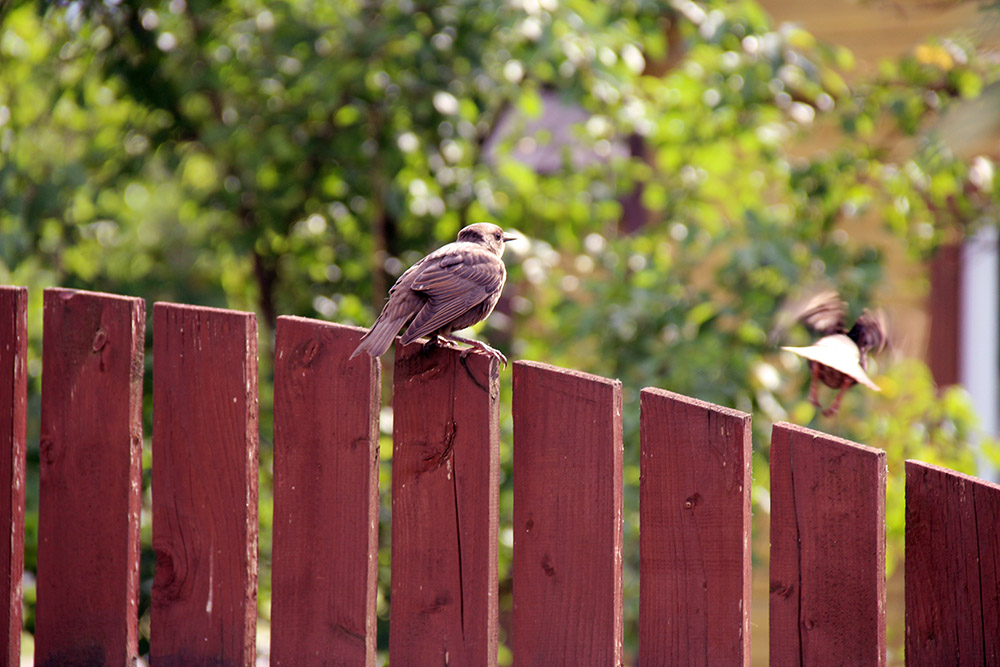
[428,335,464,351]
[808,371,821,409]
[821,382,851,417]
[443,335,508,369]
[461,345,508,369]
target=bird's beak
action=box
[503,234,517,243]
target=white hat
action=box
[782,334,881,391]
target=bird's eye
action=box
[494,232,502,239]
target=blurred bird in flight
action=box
[780,290,888,417]
[351,222,516,366]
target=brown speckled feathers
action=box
[351,223,514,359]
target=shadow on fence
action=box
[1,286,998,666]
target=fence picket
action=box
[769,422,887,666]
[905,460,1000,665]
[34,288,145,666]
[511,360,624,666]
[638,388,751,666]
[0,287,26,666]
[271,317,380,665]
[389,342,500,666]
[151,303,258,666]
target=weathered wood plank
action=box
[390,342,500,666]
[769,422,886,667]
[35,288,145,667]
[905,460,1000,666]
[511,360,623,666]
[151,303,258,666]
[0,286,26,667]
[638,388,751,666]
[271,317,380,666]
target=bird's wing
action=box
[400,245,506,342]
[770,288,846,343]
[795,290,847,336]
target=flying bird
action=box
[351,222,516,366]
[780,290,888,417]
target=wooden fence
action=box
[1,285,998,666]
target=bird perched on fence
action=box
[351,222,516,366]
[779,290,888,417]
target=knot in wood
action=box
[152,544,189,604]
[297,339,321,367]
[39,438,58,465]
[684,492,701,510]
[92,328,107,352]
[540,553,556,578]
[422,590,453,615]
[769,581,795,599]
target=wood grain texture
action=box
[271,317,380,666]
[511,360,624,666]
[390,342,500,666]
[151,303,258,667]
[35,288,145,667]
[638,388,751,666]
[905,461,1000,666]
[0,287,26,667]
[769,422,886,667]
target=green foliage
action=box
[3,0,1000,661]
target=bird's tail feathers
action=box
[350,316,409,359]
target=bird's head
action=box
[457,222,517,256]
[848,309,888,358]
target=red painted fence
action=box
[769,423,887,666]
[639,389,751,665]
[0,287,25,667]
[271,317,380,665]
[35,289,145,666]
[1,285,999,666]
